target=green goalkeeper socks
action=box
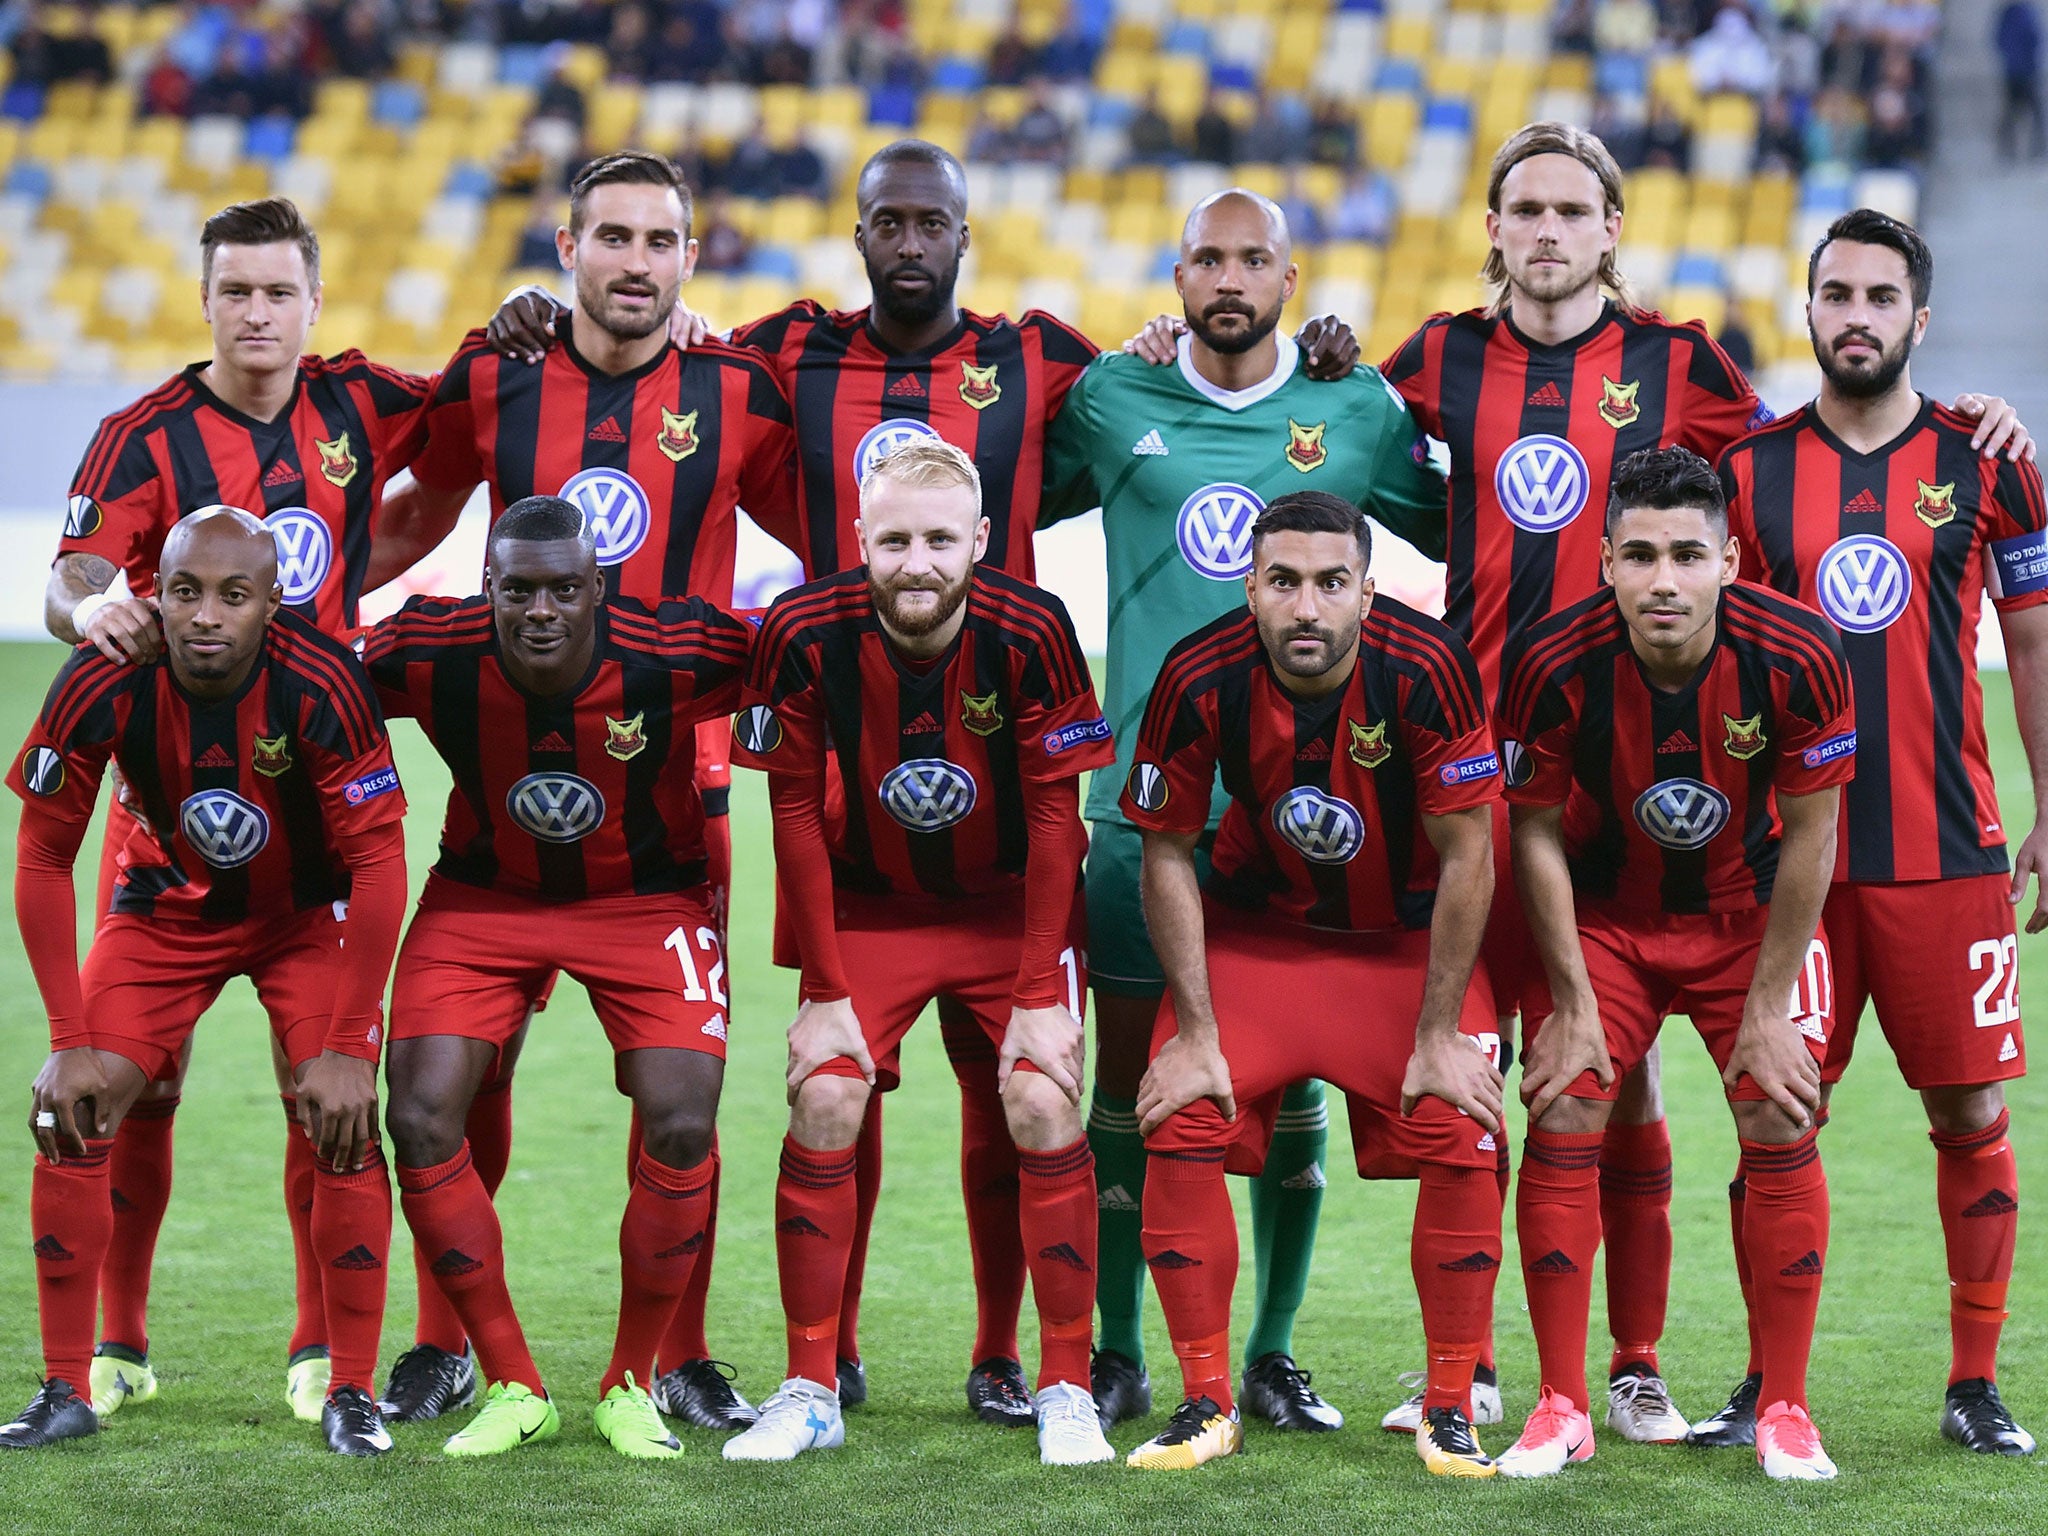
[1088,1087,1148,1363]
[1245,1078,1329,1367]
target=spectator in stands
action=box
[1805,84,1866,169]
[1820,14,1872,94]
[604,1,655,83]
[1329,163,1395,245]
[1126,88,1180,165]
[1770,12,1822,100]
[1643,97,1693,170]
[1012,78,1069,165]
[648,3,730,82]
[513,190,566,270]
[966,108,1014,163]
[141,47,193,117]
[1307,97,1359,169]
[1864,81,1920,165]
[987,24,1039,87]
[1037,3,1100,82]
[772,128,830,197]
[534,46,589,131]
[1876,44,1929,149]
[1554,0,1597,56]
[193,26,312,121]
[322,0,394,80]
[1754,91,1807,173]
[1996,0,2045,159]
[1192,88,1236,165]
[695,191,752,273]
[8,0,114,86]
[1716,297,1757,375]
[1240,92,1309,165]
[1591,95,1650,170]
[725,121,783,193]
[1690,0,1776,96]
[1595,0,1659,57]
[1276,170,1325,246]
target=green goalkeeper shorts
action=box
[1083,820,1213,998]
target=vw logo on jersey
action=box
[559,467,652,565]
[1270,785,1366,865]
[854,418,942,481]
[879,757,977,832]
[507,772,606,844]
[1632,778,1732,850]
[179,789,271,869]
[1176,483,1266,580]
[263,508,332,604]
[1816,535,1913,633]
[1495,434,1591,534]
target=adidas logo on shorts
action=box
[2000,1033,2019,1063]
[702,1015,728,1041]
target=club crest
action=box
[657,406,700,463]
[1285,418,1328,472]
[1722,713,1768,760]
[959,361,1001,409]
[1914,479,1956,529]
[604,711,648,761]
[252,733,293,777]
[961,690,1004,736]
[1598,376,1641,429]
[1347,719,1391,769]
[314,431,358,488]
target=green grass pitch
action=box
[0,638,2043,1535]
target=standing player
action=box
[6,509,408,1455]
[1497,447,1853,1481]
[371,149,798,1429]
[44,196,434,1424]
[720,441,1116,1467]
[1120,492,1506,1475]
[1040,187,1448,1430]
[1719,210,2047,1455]
[362,496,752,1459]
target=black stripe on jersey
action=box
[80,378,186,498]
[1930,425,1984,877]
[1648,675,1719,912]
[793,322,855,573]
[1504,340,1569,648]
[116,678,184,916]
[656,362,725,599]
[190,689,254,923]
[1740,420,1804,592]
[1838,443,1894,881]
[523,690,586,899]
[895,650,960,896]
[1613,320,1675,465]
[1290,690,1352,928]
[306,376,378,627]
[493,355,543,505]
[819,621,878,883]
[162,401,224,511]
[431,651,496,888]
[1573,659,1628,896]
[974,634,1029,879]
[1438,320,1487,641]
[265,667,340,912]
[971,327,1028,570]
[619,657,682,894]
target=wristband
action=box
[70,592,113,635]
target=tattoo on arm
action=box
[45,553,118,642]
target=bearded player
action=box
[721,439,1115,1466]
[361,496,751,1459]
[1120,491,1506,1475]
[1717,210,2047,1456]
[6,508,408,1455]
[43,196,434,1424]
[1041,187,1448,1431]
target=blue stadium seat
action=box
[445,162,495,200]
[745,246,801,280]
[373,80,426,129]
[1374,59,1424,95]
[1210,63,1255,91]
[1149,244,1179,281]
[1338,0,1386,12]
[4,160,50,199]
[931,57,983,91]
[1163,23,1208,54]
[1596,54,1649,98]
[868,85,919,126]
[1423,98,1473,134]
[1,83,45,122]
[1672,253,1725,288]
[244,116,296,161]
[499,44,551,88]
[1088,95,1135,127]
[1800,173,1853,214]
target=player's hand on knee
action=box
[1402,1033,1506,1134]
[1294,314,1361,380]
[30,1049,108,1161]
[485,285,569,365]
[1952,392,2035,461]
[1724,1016,1821,1133]
[999,1004,1084,1104]
[668,302,712,349]
[1519,997,1614,1120]
[296,1051,379,1172]
[1122,314,1187,364]
[786,998,874,1103]
[81,597,162,665]
[1136,1035,1234,1137]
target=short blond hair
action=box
[1481,122,1637,317]
[859,436,982,516]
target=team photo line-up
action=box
[3,121,2042,1483]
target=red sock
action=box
[1142,1149,1236,1411]
[1412,1163,1504,1411]
[1739,1131,1828,1410]
[942,1004,1026,1364]
[1517,1128,1603,1410]
[32,1141,114,1399]
[99,1095,178,1354]
[1931,1109,2018,1385]
[397,1144,543,1394]
[778,1136,859,1387]
[602,1152,715,1395]
[658,1141,719,1366]
[1016,1138,1096,1389]
[412,1079,513,1355]
[1729,1171,1762,1375]
[313,1144,392,1395]
[1600,1116,1672,1377]
[834,1099,883,1364]
[280,1096,324,1358]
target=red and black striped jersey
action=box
[1723,397,2048,883]
[1121,601,1501,932]
[727,301,1097,580]
[1382,301,1768,695]
[359,594,750,901]
[410,329,801,608]
[732,566,1113,896]
[1498,581,1856,914]
[7,608,405,921]
[61,352,434,632]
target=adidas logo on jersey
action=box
[1526,381,1567,408]
[532,731,573,754]
[1963,1188,2018,1217]
[194,743,235,769]
[1779,1249,1824,1277]
[1528,1249,1579,1276]
[263,459,302,488]
[1658,729,1697,755]
[331,1244,383,1271]
[1097,1182,1140,1212]
[887,373,927,398]
[1296,738,1332,762]
[901,710,941,736]
[1280,1163,1327,1190]
[1844,488,1883,515]
[1131,429,1168,456]
[2001,1033,2019,1063]
[1037,1242,1092,1272]
[588,416,627,443]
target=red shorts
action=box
[390,876,730,1072]
[805,886,1088,1092]
[1541,902,1832,1103]
[1481,798,1538,1021]
[1146,903,1502,1177]
[1823,875,2027,1089]
[82,905,357,1080]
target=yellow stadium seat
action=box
[44,81,96,120]
[314,78,373,125]
[1232,163,1285,201]
[1663,286,1725,330]
[1683,205,1736,253]
[1649,57,1698,123]
[1299,165,1342,206]
[1385,17,1435,59]
[93,5,138,53]
[1542,56,1593,92]
[1063,167,1110,205]
[1428,58,1481,98]
[295,117,361,160]
[588,87,641,153]
[396,42,438,89]
[759,84,808,140]
[810,86,867,132]
[25,116,83,160]
[559,45,607,94]
[1364,96,1419,172]
[1116,166,1166,206]
[759,198,825,246]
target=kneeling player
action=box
[7,509,407,1455]
[723,439,1114,1467]
[361,497,752,1459]
[1497,447,1852,1481]
[1122,491,1507,1476]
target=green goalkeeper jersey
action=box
[1041,335,1448,827]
